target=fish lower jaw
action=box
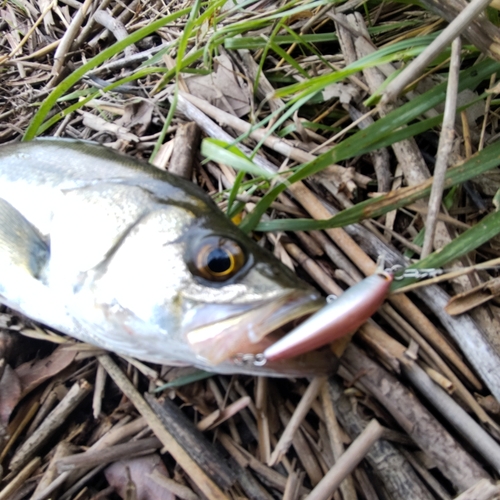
[185,291,324,365]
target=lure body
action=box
[263,272,393,361]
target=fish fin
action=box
[0,198,49,281]
[0,199,77,334]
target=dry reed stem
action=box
[98,354,229,500]
[0,456,41,500]
[9,379,92,473]
[415,284,500,403]
[420,363,454,393]
[0,395,40,463]
[320,383,357,500]
[282,469,304,500]
[454,479,500,500]
[401,356,500,474]
[218,431,309,495]
[32,441,76,497]
[269,377,326,466]
[342,344,491,491]
[255,376,271,464]
[198,396,251,431]
[0,0,57,64]
[329,377,436,499]
[50,0,93,81]
[421,36,461,257]
[92,362,106,419]
[56,437,162,471]
[31,472,72,500]
[307,419,384,500]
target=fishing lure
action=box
[249,265,449,364]
[230,269,393,367]
[262,270,394,362]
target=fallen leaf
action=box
[116,100,154,136]
[322,82,360,103]
[15,345,77,397]
[185,54,250,117]
[0,364,22,426]
[0,330,20,364]
[105,453,175,500]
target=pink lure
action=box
[263,271,393,361]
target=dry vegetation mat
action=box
[3,0,500,498]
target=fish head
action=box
[0,137,336,376]
[81,194,327,373]
[179,227,325,364]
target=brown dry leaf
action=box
[322,82,360,103]
[313,165,360,199]
[15,345,77,397]
[185,54,250,117]
[445,277,500,315]
[116,100,155,136]
[105,453,175,500]
[0,330,20,363]
[312,165,359,186]
[0,364,22,426]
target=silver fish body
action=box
[0,138,337,376]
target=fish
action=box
[0,138,341,376]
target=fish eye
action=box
[193,237,246,281]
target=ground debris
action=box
[2,1,500,499]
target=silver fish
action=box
[0,138,337,376]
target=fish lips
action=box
[184,289,325,365]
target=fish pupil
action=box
[207,248,232,274]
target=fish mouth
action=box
[185,289,325,365]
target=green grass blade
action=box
[153,370,213,391]
[351,93,486,157]
[227,170,246,215]
[273,35,438,99]
[176,0,202,74]
[224,21,419,50]
[239,59,500,232]
[225,32,339,50]
[151,84,179,162]
[269,40,310,77]
[37,67,168,135]
[236,38,445,162]
[23,7,191,141]
[255,139,500,232]
[253,21,284,97]
[201,139,274,179]
[36,45,203,135]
